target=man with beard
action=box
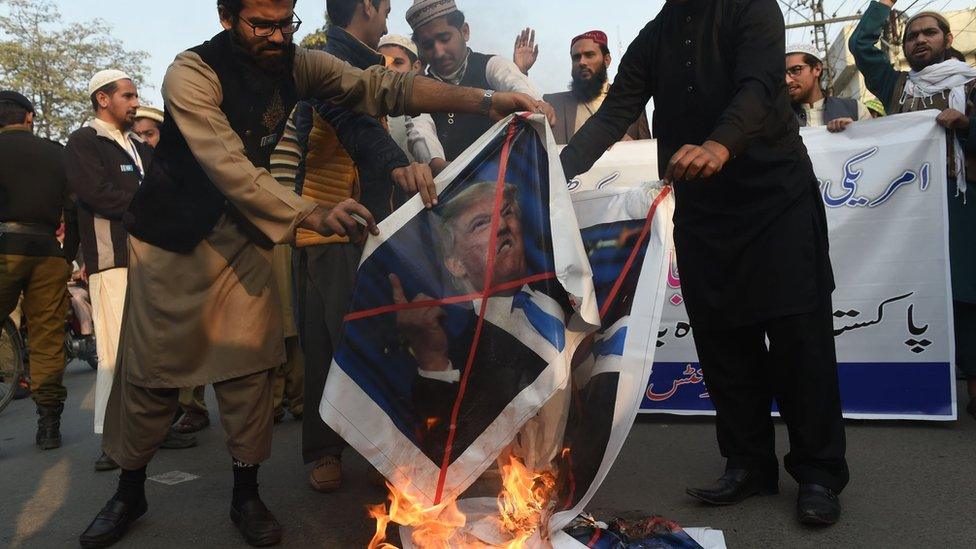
[851,1,976,420]
[545,31,650,146]
[785,44,867,133]
[406,0,550,171]
[561,0,849,526]
[78,0,549,546]
[65,71,153,473]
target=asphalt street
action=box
[1,360,974,548]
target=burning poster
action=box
[386,185,676,548]
[547,183,674,537]
[321,114,599,510]
[321,114,677,547]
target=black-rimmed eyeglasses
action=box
[786,64,810,78]
[239,14,302,37]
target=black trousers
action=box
[692,298,850,493]
[293,244,361,464]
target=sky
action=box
[53,0,663,107]
[36,0,976,107]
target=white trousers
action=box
[91,268,128,434]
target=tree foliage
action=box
[0,0,149,142]
[300,25,327,50]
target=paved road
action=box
[1,360,974,548]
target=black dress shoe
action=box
[94,452,120,472]
[79,496,148,548]
[686,468,778,506]
[797,483,841,525]
[231,498,282,547]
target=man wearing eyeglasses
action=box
[77,0,550,547]
[785,44,868,133]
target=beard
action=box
[230,26,295,74]
[571,65,609,103]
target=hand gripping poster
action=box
[320,114,678,547]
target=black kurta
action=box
[561,0,833,329]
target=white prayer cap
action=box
[378,35,418,58]
[135,106,164,124]
[786,43,823,62]
[88,69,132,97]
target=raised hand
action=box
[513,27,539,75]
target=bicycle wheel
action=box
[0,317,25,414]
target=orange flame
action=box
[367,482,467,549]
[496,455,558,548]
[367,454,559,548]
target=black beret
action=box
[0,90,34,112]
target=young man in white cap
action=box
[378,33,443,165]
[785,43,867,132]
[131,106,164,148]
[380,33,422,75]
[852,0,976,420]
[64,70,153,474]
[78,0,548,546]
[406,0,551,170]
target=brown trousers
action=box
[178,336,304,417]
[274,335,304,415]
[103,366,275,470]
[0,254,69,406]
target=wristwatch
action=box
[479,89,495,117]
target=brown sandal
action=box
[172,412,210,433]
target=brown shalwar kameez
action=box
[103,47,416,469]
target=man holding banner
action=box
[560,0,849,526]
[851,0,976,419]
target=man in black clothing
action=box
[560,0,849,526]
[0,91,78,450]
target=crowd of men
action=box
[0,0,974,546]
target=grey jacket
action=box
[793,96,860,127]
[544,90,651,146]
